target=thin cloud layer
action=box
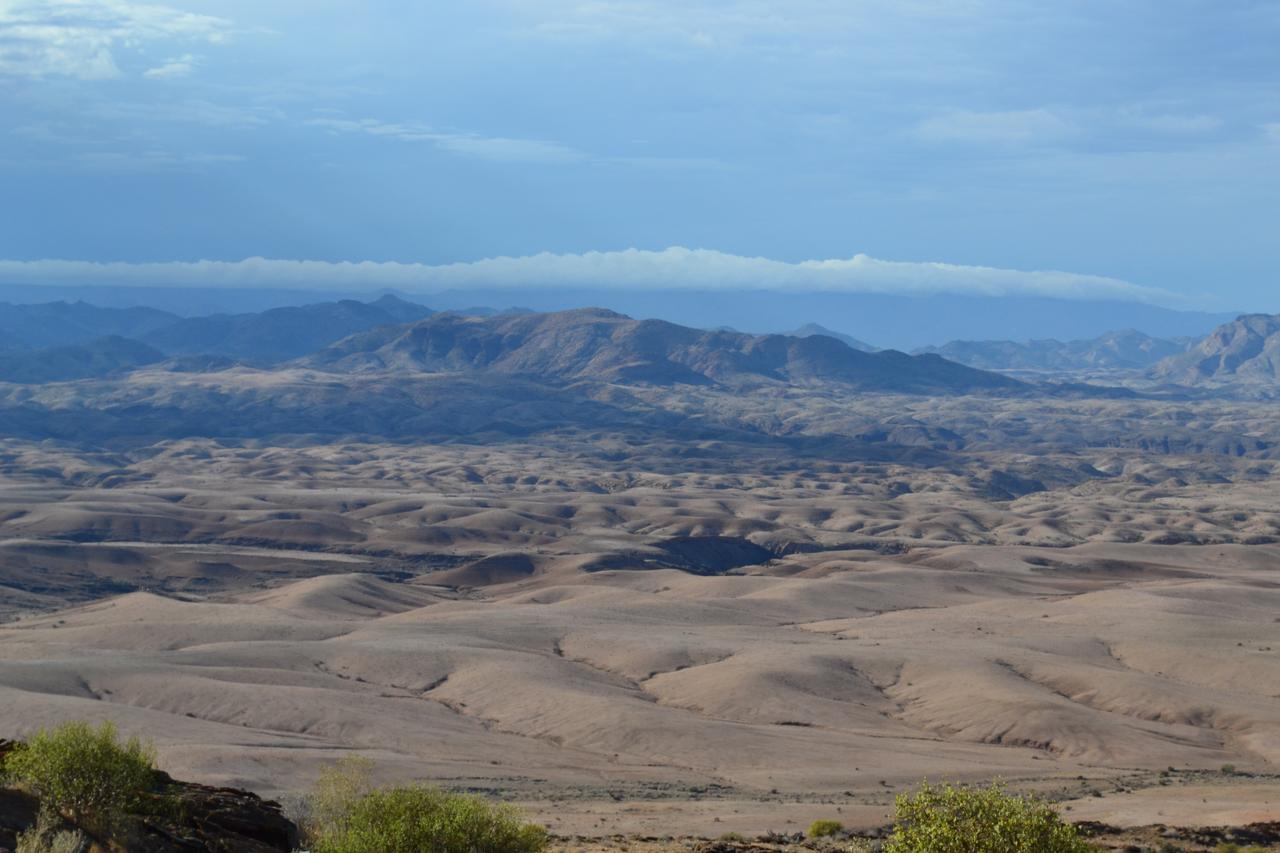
[0,248,1176,304]
[0,0,229,79]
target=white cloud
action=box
[308,116,586,164]
[142,52,198,78]
[0,0,228,79]
[0,247,1176,304]
[915,109,1075,146]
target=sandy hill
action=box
[1152,313,1280,385]
[307,308,1023,392]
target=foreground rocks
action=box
[0,741,297,852]
[555,822,1280,852]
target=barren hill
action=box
[308,308,1023,392]
[1152,314,1280,385]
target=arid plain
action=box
[1,357,1279,838]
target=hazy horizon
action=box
[2,1,1278,322]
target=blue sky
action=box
[1,0,1278,310]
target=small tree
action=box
[4,721,156,836]
[885,781,1090,853]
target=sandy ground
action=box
[0,434,1277,837]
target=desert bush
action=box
[301,755,376,843]
[807,818,843,838]
[3,721,155,836]
[884,781,1090,853]
[303,757,548,853]
[1214,844,1268,853]
[16,827,88,853]
[14,810,89,853]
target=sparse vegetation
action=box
[14,811,88,853]
[301,756,548,853]
[3,720,156,837]
[807,818,844,838]
[884,781,1091,853]
[1213,844,1268,853]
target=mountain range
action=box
[305,308,1022,393]
[1,293,1277,395]
[0,283,1237,350]
[916,329,1194,372]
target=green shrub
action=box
[884,781,1090,853]
[807,818,844,838]
[3,721,155,836]
[303,758,548,853]
[1214,844,1268,853]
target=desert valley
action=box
[0,298,1278,847]
[4,4,1279,847]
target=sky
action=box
[0,0,1278,311]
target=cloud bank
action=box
[0,248,1177,304]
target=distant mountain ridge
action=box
[0,301,178,349]
[1151,314,1280,385]
[916,329,1193,372]
[0,295,435,365]
[0,284,1237,349]
[0,336,164,383]
[786,323,879,352]
[307,307,1024,393]
[143,295,434,363]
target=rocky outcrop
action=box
[0,740,297,852]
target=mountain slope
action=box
[916,329,1191,372]
[1151,314,1280,384]
[308,308,1024,393]
[143,297,435,363]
